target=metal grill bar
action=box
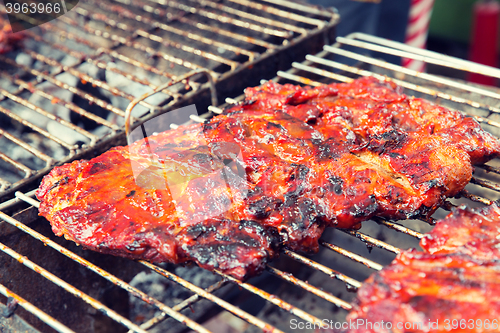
[461,190,494,206]
[470,177,500,192]
[0,129,53,165]
[107,2,256,59]
[0,241,149,333]
[0,189,37,211]
[177,16,278,49]
[337,33,500,79]
[208,105,224,114]
[0,197,212,333]
[0,88,98,142]
[284,250,362,289]
[0,105,76,151]
[124,68,217,135]
[265,265,352,310]
[259,0,333,17]
[0,150,34,177]
[59,13,202,73]
[0,283,77,333]
[130,280,228,333]
[211,268,326,328]
[74,3,240,70]
[342,230,401,254]
[147,0,293,38]
[142,261,285,333]
[0,55,126,118]
[40,23,178,81]
[190,0,309,35]
[276,70,324,86]
[225,0,327,27]
[480,164,500,175]
[109,0,285,49]
[1,73,118,131]
[136,29,239,71]
[319,240,383,271]
[25,49,156,110]
[372,218,424,239]
[24,30,170,96]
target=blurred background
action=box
[306,0,500,84]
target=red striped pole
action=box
[403,0,435,72]
[468,0,500,86]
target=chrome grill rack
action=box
[0,0,338,199]
[1,33,500,332]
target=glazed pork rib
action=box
[421,203,500,261]
[37,77,500,279]
[342,204,500,333]
[342,250,500,333]
[239,76,500,164]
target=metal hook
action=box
[124,69,218,138]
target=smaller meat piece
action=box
[421,203,500,261]
[0,17,24,53]
[341,250,500,333]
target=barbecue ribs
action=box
[421,203,500,261]
[341,204,500,333]
[342,250,500,333]
[239,76,500,164]
[37,77,500,279]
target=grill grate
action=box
[2,33,500,332]
[0,0,338,199]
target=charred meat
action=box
[37,77,500,279]
[421,203,500,261]
[342,250,500,333]
[342,204,500,332]
[238,76,500,164]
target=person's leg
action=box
[377,0,411,64]
[377,0,411,43]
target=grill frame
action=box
[0,0,339,201]
[2,32,500,332]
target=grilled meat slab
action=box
[37,77,499,278]
[421,204,500,261]
[240,76,500,164]
[342,250,500,333]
